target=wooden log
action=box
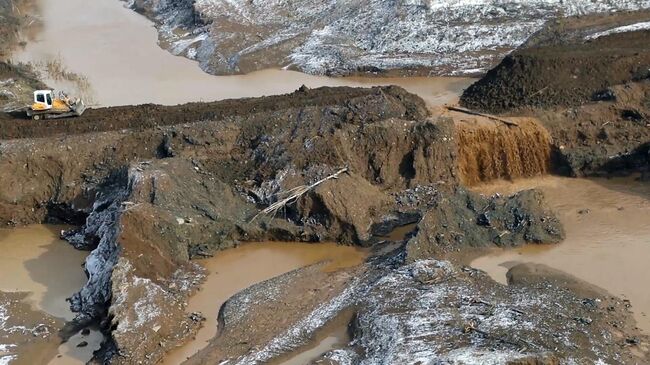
[445,106,519,127]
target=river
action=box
[12,0,473,107]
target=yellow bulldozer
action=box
[26,90,86,120]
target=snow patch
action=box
[0,355,16,365]
[585,21,650,40]
[185,0,650,75]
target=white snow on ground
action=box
[0,305,16,365]
[134,0,650,75]
[192,0,650,74]
[0,354,16,365]
[585,21,650,39]
[233,278,362,364]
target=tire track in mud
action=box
[1,86,423,140]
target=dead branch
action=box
[249,167,349,223]
[446,106,519,127]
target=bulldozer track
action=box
[0,87,379,140]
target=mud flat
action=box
[471,176,650,332]
[0,225,101,364]
[11,0,473,107]
[161,242,366,365]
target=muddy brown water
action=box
[454,117,552,186]
[0,225,101,364]
[470,176,650,332]
[162,242,366,365]
[273,310,354,365]
[13,0,474,107]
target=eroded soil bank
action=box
[0,3,649,365]
[0,81,647,363]
[0,84,611,364]
[471,176,650,332]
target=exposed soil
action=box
[1,6,650,363]
[460,10,650,113]
[459,11,650,178]
[0,85,423,139]
[0,84,586,364]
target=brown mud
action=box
[460,10,650,113]
[459,11,650,179]
[160,242,366,365]
[0,83,582,364]
[0,77,647,364]
[471,176,650,332]
[0,85,423,140]
[0,7,649,363]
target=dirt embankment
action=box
[460,11,650,113]
[0,85,423,139]
[0,84,584,364]
[460,11,650,177]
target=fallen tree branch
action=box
[249,167,349,223]
[446,106,519,127]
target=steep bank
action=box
[460,11,650,177]
[0,86,584,364]
[127,0,650,76]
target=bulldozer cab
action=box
[32,90,53,111]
